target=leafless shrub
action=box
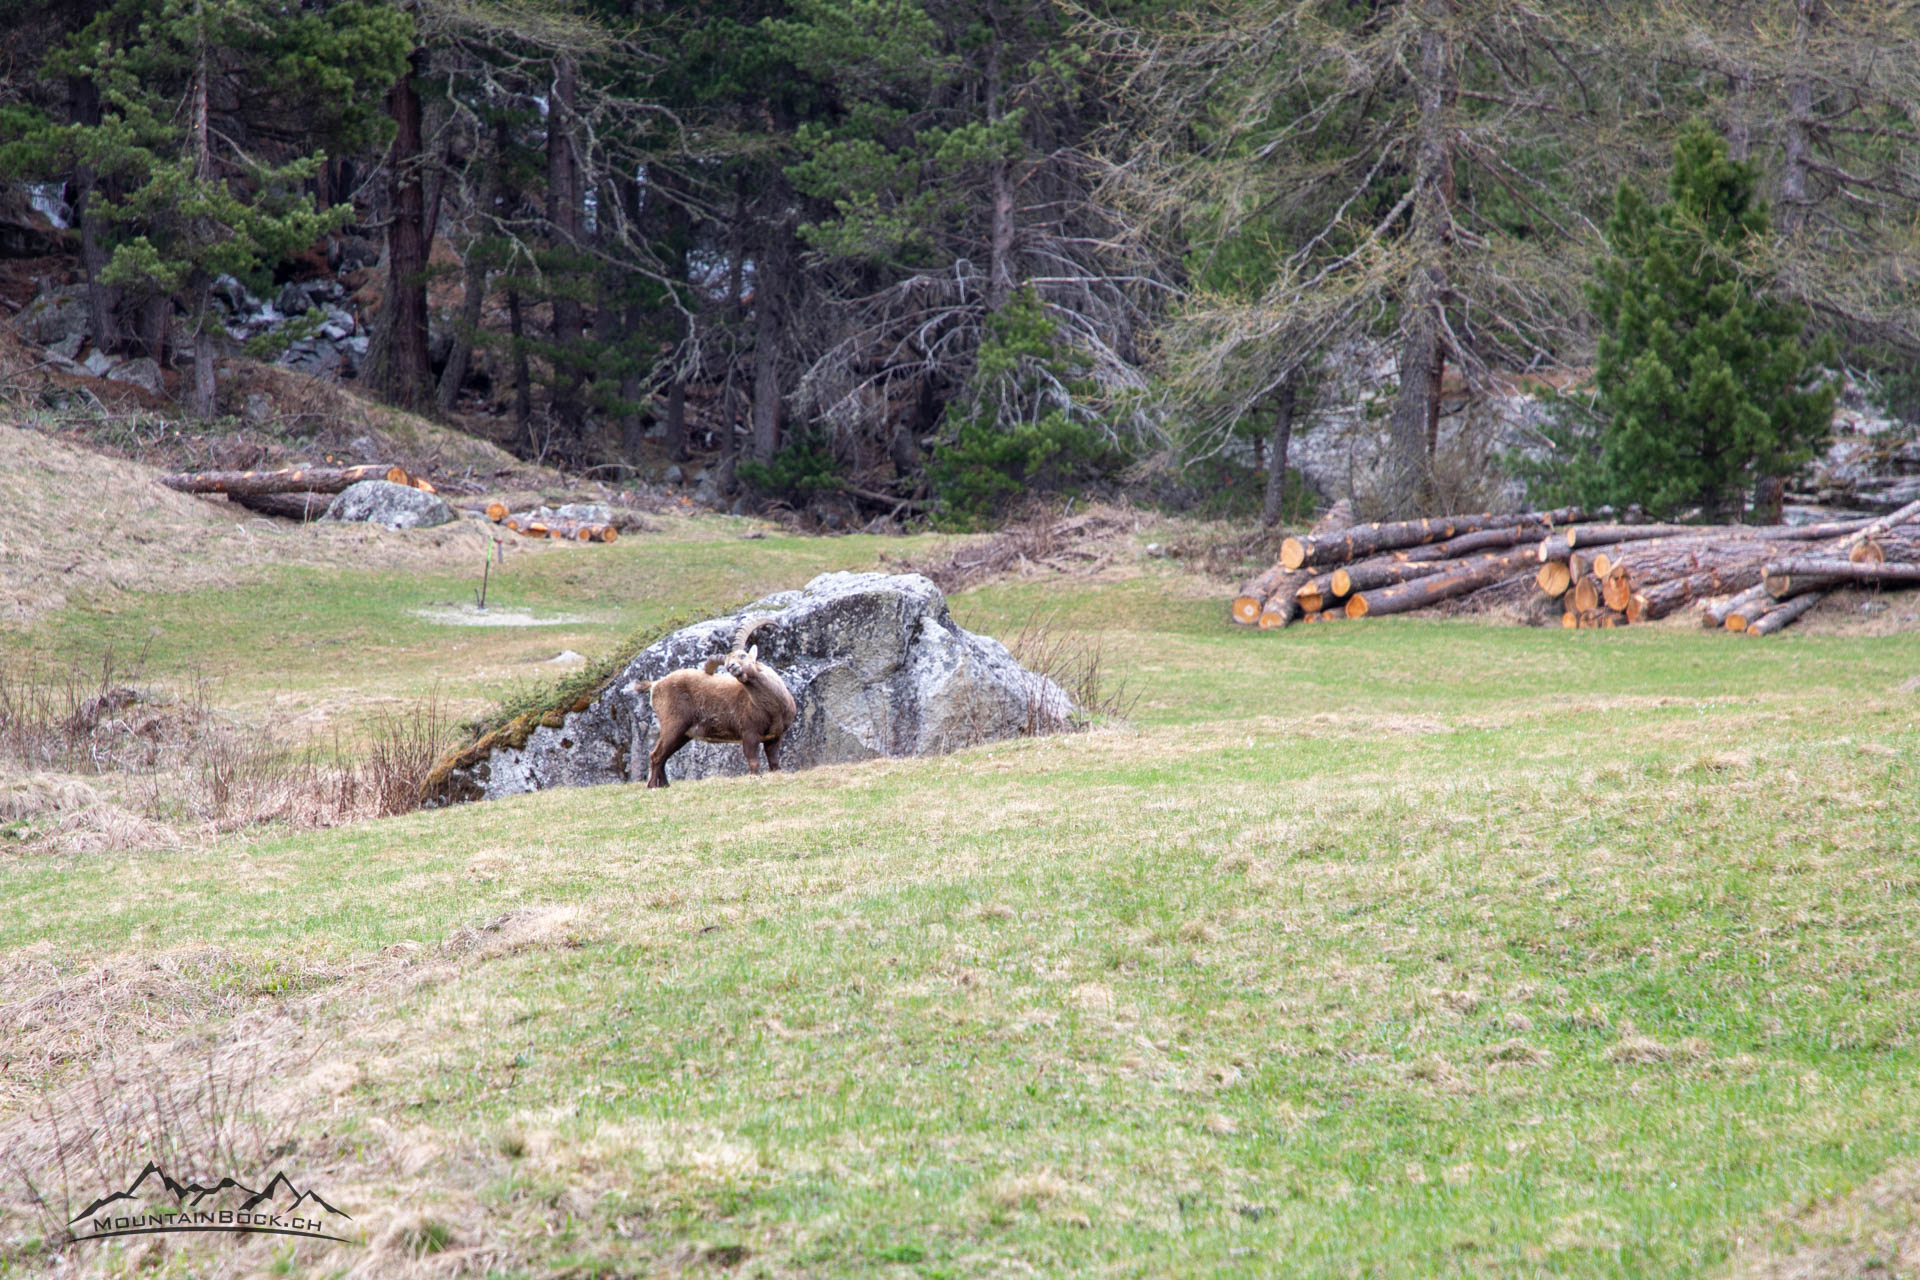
[1004,609,1138,730]
[3,1045,305,1260]
[885,502,1136,593]
[0,651,456,848]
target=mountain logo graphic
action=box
[70,1161,354,1244]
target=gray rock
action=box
[454,572,1075,801]
[244,392,274,422]
[106,357,163,396]
[553,503,613,523]
[13,285,89,346]
[212,274,256,313]
[276,281,312,316]
[663,464,684,486]
[694,477,722,506]
[82,350,114,377]
[47,332,84,362]
[321,480,456,530]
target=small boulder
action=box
[13,285,89,346]
[322,480,455,530]
[663,464,684,486]
[82,350,114,378]
[106,357,164,396]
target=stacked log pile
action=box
[1231,498,1920,634]
[159,464,437,521]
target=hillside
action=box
[2,503,1919,1277]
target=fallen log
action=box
[1705,582,1769,629]
[1637,565,1764,622]
[1283,507,1584,571]
[160,464,408,496]
[228,491,333,521]
[1255,569,1314,628]
[1328,557,1452,600]
[485,500,509,523]
[1233,504,1357,623]
[1345,546,1539,618]
[1763,557,1920,598]
[1745,591,1825,636]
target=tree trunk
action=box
[1764,557,1920,597]
[383,47,433,412]
[1260,377,1297,527]
[1384,0,1455,519]
[437,119,505,415]
[507,288,532,443]
[160,464,409,495]
[985,34,1017,312]
[750,234,783,464]
[1781,0,1815,233]
[226,491,334,521]
[547,55,585,439]
[1744,590,1824,636]
[67,76,122,355]
[187,47,217,419]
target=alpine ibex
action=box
[624,616,796,788]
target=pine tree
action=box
[1589,122,1834,520]
[1,0,409,417]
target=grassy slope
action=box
[3,530,1919,1279]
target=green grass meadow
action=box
[2,525,1918,1278]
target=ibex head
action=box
[720,616,777,683]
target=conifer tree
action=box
[1589,122,1834,520]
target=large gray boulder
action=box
[322,479,455,529]
[456,572,1074,800]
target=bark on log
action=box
[227,491,332,521]
[1283,507,1584,570]
[1745,590,1825,636]
[1764,558,1920,598]
[160,464,408,496]
[1638,565,1764,622]
[1329,557,1451,599]
[1344,547,1539,618]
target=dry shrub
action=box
[0,650,458,849]
[2,1045,305,1258]
[887,502,1137,593]
[1003,609,1138,729]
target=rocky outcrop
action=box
[321,479,455,529]
[446,572,1074,801]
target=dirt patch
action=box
[411,605,590,628]
[1729,1160,1920,1279]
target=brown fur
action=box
[625,618,796,788]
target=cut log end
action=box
[1345,596,1369,619]
[1851,541,1887,565]
[1536,560,1572,596]
[485,501,508,523]
[1231,595,1262,625]
[384,465,410,485]
[1331,568,1354,597]
[1256,607,1287,630]
[1279,537,1307,571]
